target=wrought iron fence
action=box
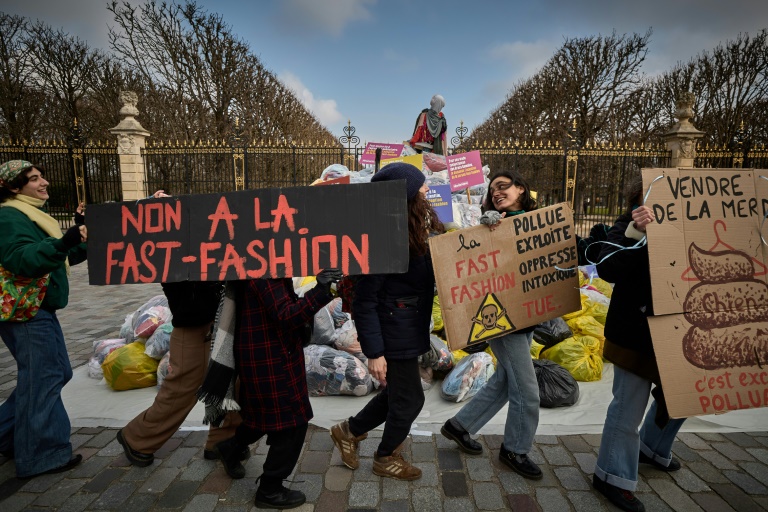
[694,142,768,169]
[0,127,120,228]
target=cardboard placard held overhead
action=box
[429,203,581,351]
[643,168,768,418]
[87,181,409,285]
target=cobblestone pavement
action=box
[1,264,768,511]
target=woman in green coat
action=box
[0,160,87,478]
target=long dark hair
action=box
[408,192,445,256]
[0,164,42,202]
[481,170,536,213]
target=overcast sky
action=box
[3,0,767,144]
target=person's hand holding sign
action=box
[315,268,343,294]
[631,205,654,232]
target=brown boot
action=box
[330,420,368,470]
[372,445,421,481]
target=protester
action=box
[591,175,685,512]
[116,280,246,467]
[212,269,341,510]
[0,160,87,478]
[441,170,544,480]
[409,94,448,157]
[114,189,243,468]
[330,163,444,481]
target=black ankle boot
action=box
[254,485,306,510]
[214,437,246,479]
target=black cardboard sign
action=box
[87,182,409,285]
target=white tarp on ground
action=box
[61,363,768,435]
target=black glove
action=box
[315,268,343,294]
[62,225,84,249]
[74,211,85,225]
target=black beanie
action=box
[370,162,425,200]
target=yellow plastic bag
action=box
[102,342,159,391]
[432,295,444,332]
[530,340,544,359]
[540,335,603,382]
[585,301,608,325]
[566,315,605,343]
[579,272,613,298]
[451,349,469,363]
[562,294,589,320]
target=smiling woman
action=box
[0,160,88,479]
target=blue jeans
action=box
[595,365,686,491]
[454,331,539,454]
[0,309,74,477]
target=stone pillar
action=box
[110,91,150,200]
[663,92,704,168]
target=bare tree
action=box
[107,1,336,144]
[0,13,42,141]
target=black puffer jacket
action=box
[353,253,435,360]
[596,214,654,361]
[161,280,224,328]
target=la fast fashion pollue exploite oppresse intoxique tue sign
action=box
[86,181,409,285]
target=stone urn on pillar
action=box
[110,91,151,200]
[663,92,704,168]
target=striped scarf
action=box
[197,282,240,425]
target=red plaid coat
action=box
[236,278,332,432]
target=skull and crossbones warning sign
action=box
[467,293,515,345]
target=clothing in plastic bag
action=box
[533,358,580,407]
[102,341,160,390]
[441,352,495,402]
[418,334,453,372]
[130,295,171,339]
[145,322,173,360]
[333,320,365,362]
[304,344,372,397]
[88,338,127,379]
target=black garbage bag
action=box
[533,317,573,350]
[533,359,580,408]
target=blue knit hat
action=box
[371,162,425,200]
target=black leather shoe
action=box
[214,438,246,479]
[203,446,251,461]
[441,420,482,455]
[499,446,542,480]
[18,454,82,479]
[639,451,681,472]
[254,486,306,510]
[116,430,154,467]
[593,474,645,512]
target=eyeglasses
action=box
[489,180,513,195]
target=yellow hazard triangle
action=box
[467,293,515,346]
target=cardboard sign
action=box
[359,142,404,166]
[429,204,581,351]
[87,182,409,285]
[380,153,423,170]
[426,185,453,224]
[446,150,484,192]
[643,168,768,418]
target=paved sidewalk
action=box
[1,264,768,511]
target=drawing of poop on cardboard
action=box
[682,221,768,370]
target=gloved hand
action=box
[62,225,85,249]
[315,268,343,294]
